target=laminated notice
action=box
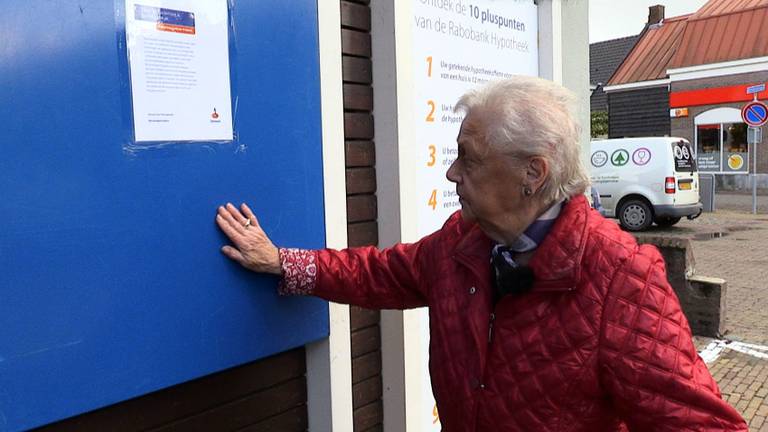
[125,0,233,142]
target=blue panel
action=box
[0,1,328,430]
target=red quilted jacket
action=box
[304,195,746,431]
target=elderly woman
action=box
[216,77,746,431]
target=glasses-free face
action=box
[446,115,530,237]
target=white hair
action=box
[455,76,590,203]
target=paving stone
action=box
[633,193,768,426]
[751,415,765,430]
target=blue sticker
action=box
[135,4,196,34]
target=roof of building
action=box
[693,0,768,18]
[670,1,768,69]
[609,15,690,85]
[590,35,640,86]
[608,0,768,86]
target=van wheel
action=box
[618,199,653,231]
[655,216,681,227]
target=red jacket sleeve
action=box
[278,214,460,309]
[598,244,747,431]
[311,241,430,310]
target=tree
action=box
[591,111,608,138]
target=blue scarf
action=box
[492,200,564,266]
[491,200,564,300]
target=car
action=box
[590,137,703,231]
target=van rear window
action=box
[672,141,696,172]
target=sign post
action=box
[743,85,767,214]
[749,128,760,214]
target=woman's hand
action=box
[216,203,281,275]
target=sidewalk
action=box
[634,192,768,430]
[637,195,768,343]
[713,190,768,214]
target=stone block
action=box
[685,275,727,337]
[636,236,725,337]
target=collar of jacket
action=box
[453,195,590,293]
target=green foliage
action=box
[591,111,608,138]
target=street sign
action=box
[748,126,762,144]
[747,84,766,95]
[742,100,768,127]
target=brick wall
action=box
[341,1,384,431]
[41,348,309,431]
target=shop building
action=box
[604,0,768,189]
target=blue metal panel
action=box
[0,1,329,430]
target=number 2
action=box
[426,100,435,122]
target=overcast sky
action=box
[590,0,710,43]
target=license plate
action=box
[679,182,692,190]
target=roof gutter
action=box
[603,78,670,93]
[668,56,768,82]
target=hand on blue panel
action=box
[216,203,281,275]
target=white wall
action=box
[561,0,592,166]
[306,1,353,431]
[540,0,591,169]
[366,1,590,432]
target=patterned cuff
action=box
[278,248,317,296]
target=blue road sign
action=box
[747,84,766,95]
[742,101,768,127]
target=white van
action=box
[590,137,702,231]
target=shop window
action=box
[724,123,748,153]
[695,122,749,173]
[697,124,719,154]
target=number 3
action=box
[427,145,436,167]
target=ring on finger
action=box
[243,218,252,229]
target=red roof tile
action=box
[608,0,768,86]
[693,0,768,18]
[670,2,768,69]
[608,15,690,85]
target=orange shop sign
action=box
[670,108,689,118]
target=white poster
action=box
[410,1,539,429]
[413,0,539,235]
[125,0,233,142]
